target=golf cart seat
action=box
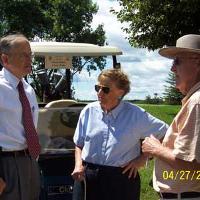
[45,99,77,108]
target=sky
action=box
[72,0,172,100]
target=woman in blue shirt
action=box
[72,69,168,200]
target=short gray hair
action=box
[0,33,28,64]
[98,68,131,96]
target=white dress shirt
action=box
[0,68,38,151]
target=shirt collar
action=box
[2,68,22,89]
[100,100,125,119]
[182,81,200,105]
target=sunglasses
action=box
[95,85,110,94]
[173,57,199,66]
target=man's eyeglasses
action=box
[173,57,199,66]
[3,52,34,60]
[173,58,180,66]
[95,85,110,94]
[17,52,34,60]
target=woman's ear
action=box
[118,89,125,98]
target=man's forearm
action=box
[154,146,200,170]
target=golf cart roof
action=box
[30,42,122,57]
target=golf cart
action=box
[30,42,122,200]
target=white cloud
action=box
[73,0,172,100]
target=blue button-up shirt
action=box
[74,101,168,166]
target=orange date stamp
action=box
[162,170,200,181]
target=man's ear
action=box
[1,54,9,66]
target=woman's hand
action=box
[0,178,6,195]
[121,154,148,179]
[71,164,85,182]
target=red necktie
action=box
[18,81,41,159]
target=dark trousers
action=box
[73,162,140,200]
[0,155,40,200]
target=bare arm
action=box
[142,135,200,170]
[71,146,85,181]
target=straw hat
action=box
[159,34,200,59]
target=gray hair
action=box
[0,33,28,64]
[98,68,131,96]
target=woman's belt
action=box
[83,162,122,172]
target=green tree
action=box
[163,72,184,105]
[0,0,51,38]
[0,0,106,101]
[111,0,200,50]
[145,95,152,104]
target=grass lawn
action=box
[137,104,181,125]
[135,104,181,200]
[140,160,158,200]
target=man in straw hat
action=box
[142,34,200,200]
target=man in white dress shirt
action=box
[0,33,40,200]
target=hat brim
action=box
[159,47,200,59]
